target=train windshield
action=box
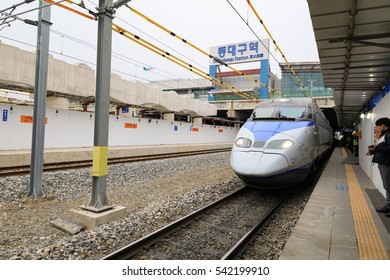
[251,106,307,120]
[279,106,306,119]
[251,107,276,118]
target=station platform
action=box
[279,145,390,260]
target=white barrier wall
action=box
[359,93,390,198]
[0,104,239,150]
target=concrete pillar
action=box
[163,113,175,121]
[47,96,69,110]
[193,117,202,124]
[227,109,237,118]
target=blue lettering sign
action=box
[228,45,236,56]
[237,43,247,55]
[210,39,269,66]
[2,109,8,122]
[249,41,259,53]
[218,47,226,58]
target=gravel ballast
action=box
[0,152,311,260]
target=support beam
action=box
[28,0,51,198]
[84,0,114,211]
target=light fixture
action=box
[360,113,365,119]
[366,112,372,119]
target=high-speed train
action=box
[230,98,333,188]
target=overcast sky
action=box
[0,0,319,85]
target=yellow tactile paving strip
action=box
[343,148,389,259]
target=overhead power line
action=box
[44,0,96,20]
[0,0,36,14]
[225,0,304,96]
[0,0,67,22]
[126,5,286,99]
[0,0,38,30]
[39,0,259,101]
[244,0,311,97]
[112,23,258,102]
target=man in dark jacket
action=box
[368,117,390,216]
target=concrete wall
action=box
[0,103,239,150]
[358,93,390,198]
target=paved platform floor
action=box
[279,146,390,260]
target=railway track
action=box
[102,186,290,260]
[0,148,231,177]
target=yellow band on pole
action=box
[92,146,108,177]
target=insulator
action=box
[112,0,131,9]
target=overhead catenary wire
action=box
[244,0,311,97]
[225,0,304,96]
[0,0,68,22]
[0,0,201,89]
[55,0,214,83]
[38,0,259,101]
[49,29,206,88]
[4,0,258,101]
[0,34,182,90]
[0,0,36,14]
[126,5,286,99]
[44,0,96,20]
[0,0,38,30]
[113,16,210,83]
[112,23,258,102]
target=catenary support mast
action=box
[83,0,115,211]
[28,0,51,198]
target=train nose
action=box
[230,151,289,176]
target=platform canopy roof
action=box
[307,0,390,128]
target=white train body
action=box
[230,98,333,188]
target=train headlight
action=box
[235,137,252,148]
[266,139,294,149]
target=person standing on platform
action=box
[368,117,390,216]
[352,133,359,156]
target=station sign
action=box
[20,115,48,124]
[124,123,137,129]
[121,107,129,113]
[2,109,8,122]
[209,39,270,66]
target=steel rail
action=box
[221,190,291,259]
[101,187,248,260]
[0,148,231,177]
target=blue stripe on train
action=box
[244,121,314,141]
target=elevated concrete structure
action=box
[0,41,217,117]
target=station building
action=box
[159,62,337,123]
